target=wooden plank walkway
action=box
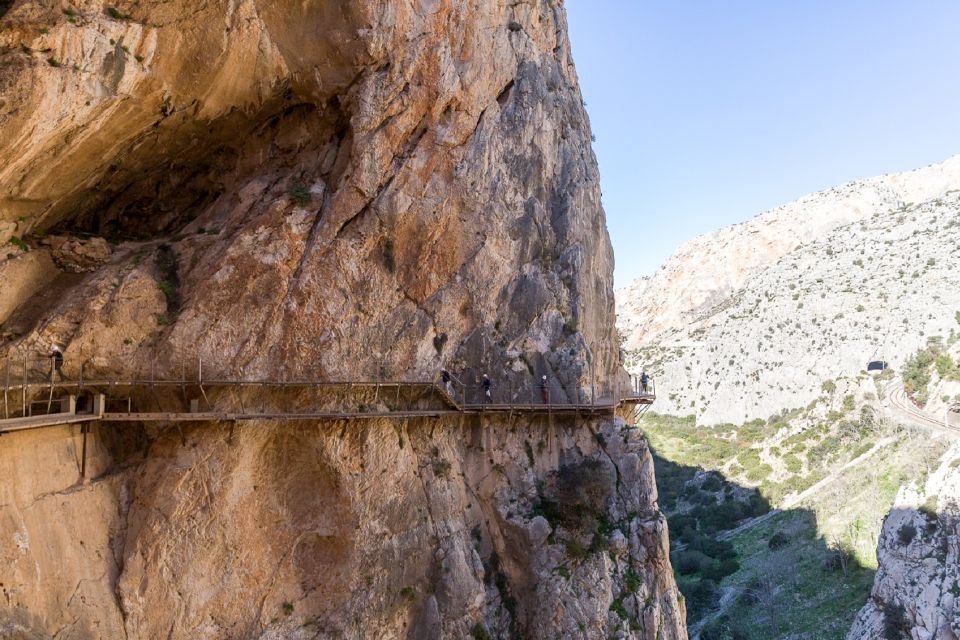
[0,412,98,433]
[0,379,654,435]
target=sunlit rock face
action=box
[847,444,960,640]
[1,0,620,391]
[616,157,960,425]
[0,1,685,638]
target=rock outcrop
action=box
[0,1,684,638]
[0,413,684,639]
[847,443,960,640]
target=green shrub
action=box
[287,183,311,206]
[821,379,837,394]
[882,601,910,640]
[609,598,628,619]
[935,354,955,378]
[470,623,492,640]
[8,236,28,251]
[897,524,916,545]
[768,531,790,549]
[903,344,939,404]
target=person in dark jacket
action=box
[481,374,492,404]
[640,371,649,394]
[539,375,549,404]
[441,369,452,395]
[50,345,66,382]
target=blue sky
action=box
[566,1,960,287]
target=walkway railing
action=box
[1,354,655,424]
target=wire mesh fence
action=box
[1,347,657,421]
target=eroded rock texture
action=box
[847,444,960,640]
[1,0,619,386]
[0,0,683,638]
[1,415,684,639]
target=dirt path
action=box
[716,435,896,542]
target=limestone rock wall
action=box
[0,415,685,640]
[1,0,619,391]
[618,164,960,425]
[616,156,960,350]
[847,444,960,640]
[0,0,681,637]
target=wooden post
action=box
[80,422,88,478]
[3,358,8,419]
[22,355,27,417]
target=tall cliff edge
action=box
[0,1,684,638]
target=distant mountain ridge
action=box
[617,155,960,425]
[617,155,960,350]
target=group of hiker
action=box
[441,369,553,404]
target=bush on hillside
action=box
[904,341,943,404]
[897,524,916,545]
[882,601,911,640]
[767,531,790,550]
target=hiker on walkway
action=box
[482,374,492,404]
[441,369,453,395]
[539,375,549,405]
[50,345,67,382]
[640,371,649,394]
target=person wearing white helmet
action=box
[481,374,492,404]
[50,345,66,382]
[539,375,549,405]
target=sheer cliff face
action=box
[1,0,618,389]
[0,1,685,638]
[1,415,685,639]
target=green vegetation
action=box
[155,244,181,324]
[470,623,492,640]
[106,6,133,19]
[47,58,62,67]
[8,236,29,251]
[901,337,956,404]
[287,183,311,206]
[399,586,416,601]
[643,401,948,639]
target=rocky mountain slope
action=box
[618,158,960,425]
[616,156,960,640]
[0,1,684,638]
[617,155,960,351]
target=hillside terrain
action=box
[0,1,684,639]
[620,157,960,426]
[617,157,960,640]
[618,156,960,352]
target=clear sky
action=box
[566,1,960,287]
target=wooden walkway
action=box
[0,379,654,436]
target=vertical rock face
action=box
[1,0,619,389]
[0,1,686,638]
[847,444,960,640]
[0,415,685,640]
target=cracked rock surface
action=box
[0,0,683,638]
[847,444,960,640]
[0,416,685,639]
